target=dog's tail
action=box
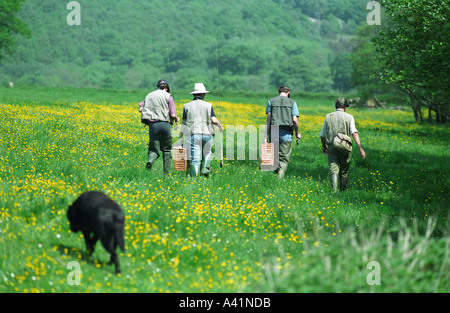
[114,212,126,253]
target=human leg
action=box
[201,135,214,177]
[277,142,292,179]
[189,135,202,177]
[147,140,160,171]
[338,150,352,191]
[328,146,340,192]
[160,136,173,176]
[147,122,172,173]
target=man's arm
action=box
[211,116,223,132]
[264,113,271,143]
[319,120,327,154]
[352,132,366,159]
[264,100,272,143]
[321,136,327,154]
[180,108,186,136]
[292,116,301,140]
[291,102,301,141]
[210,106,223,132]
[168,96,180,123]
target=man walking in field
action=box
[141,79,180,176]
[320,97,366,192]
[181,83,223,177]
[264,86,301,179]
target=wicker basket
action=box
[173,147,188,171]
[260,143,274,170]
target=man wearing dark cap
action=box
[319,97,366,192]
[141,80,180,175]
[264,86,302,179]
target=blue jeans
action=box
[188,134,213,165]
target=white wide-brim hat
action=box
[190,83,210,94]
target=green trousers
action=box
[279,142,292,172]
[275,141,292,179]
[147,137,172,175]
[327,145,352,191]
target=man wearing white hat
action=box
[181,83,223,177]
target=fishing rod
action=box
[167,47,178,127]
[167,46,187,172]
[216,32,224,168]
[167,48,175,99]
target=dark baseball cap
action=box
[157,80,170,93]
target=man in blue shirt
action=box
[264,86,302,179]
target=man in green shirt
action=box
[264,86,302,179]
[320,98,366,192]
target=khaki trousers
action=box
[327,145,352,178]
[278,142,292,173]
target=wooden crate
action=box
[173,147,188,171]
[260,143,274,170]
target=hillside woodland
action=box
[0,0,368,93]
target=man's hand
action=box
[352,132,365,159]
[171,115,180,124]
[360,147,366,159]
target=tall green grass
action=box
[0,86,448,293]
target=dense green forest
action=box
[0,0,370,93]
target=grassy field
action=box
[0,86,449,293]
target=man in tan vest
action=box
[320,98,366,192]
[181,83,223,177]
[141,80,180,175]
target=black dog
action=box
[67,191,125,274]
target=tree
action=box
[0,0,31,62]
[350,22,406,111]
[330,53,352,93]
[213,43,266,76]
[271,55,332,93]
[374,0,450,123]
[295,0,329,17]
[350,24,389,101]
[0,0,377,91]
